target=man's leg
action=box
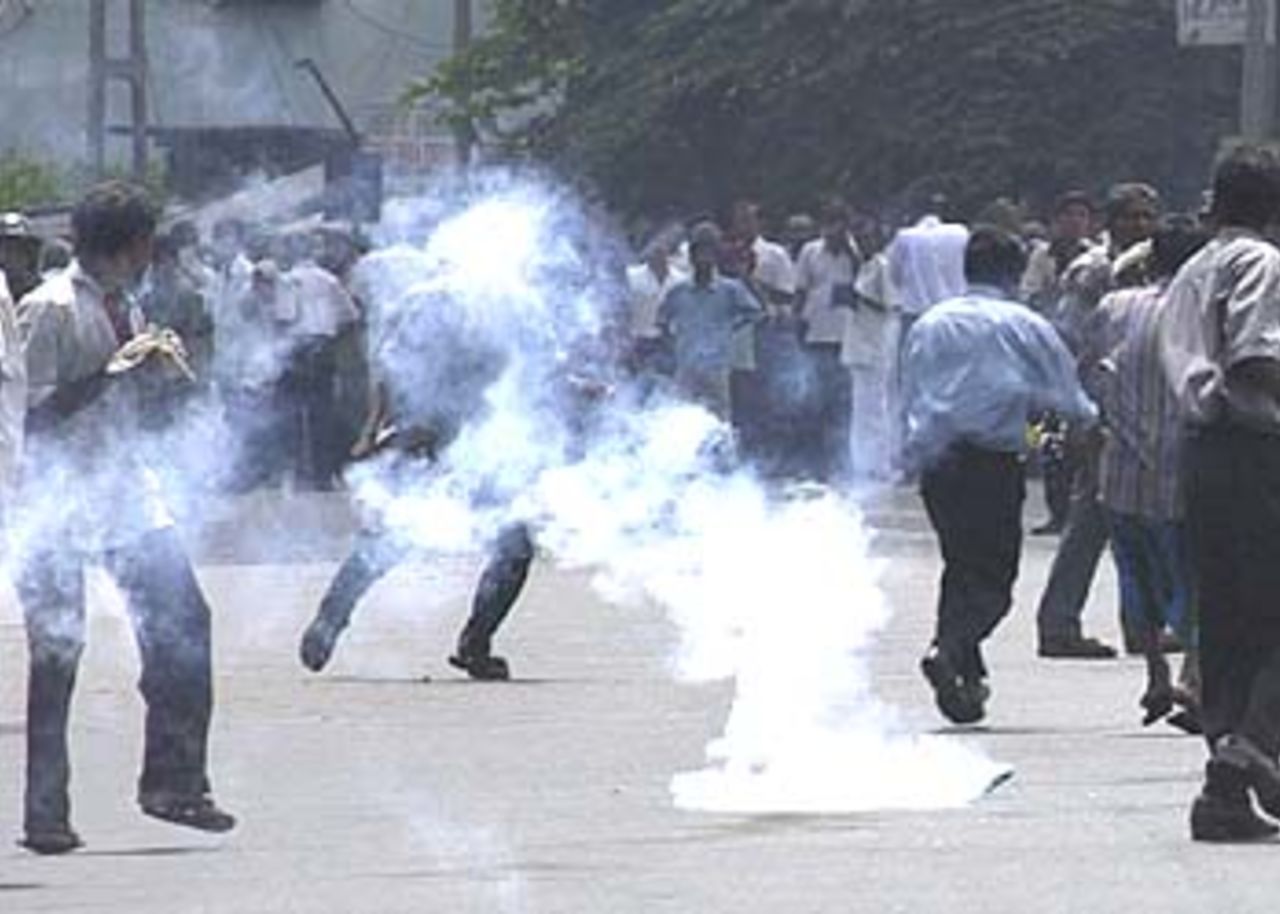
[17,547,87,854]
[1035,474,1115,657]
[821,350,853,486]
[300,528,409,672]
[104,529,234,833]
[920,448,1024,723]
[450,524,535,681]
[1108,514,1173,723]
[1185,428,1280,840]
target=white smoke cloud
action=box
[347,172,1011,814]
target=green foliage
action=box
[0,151,63,211]
[420,0,1239,223]
[0,151,170,213]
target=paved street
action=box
[0,485,1274,913]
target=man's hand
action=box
[106,326,197,383]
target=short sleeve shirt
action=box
[1160,229,1280,432]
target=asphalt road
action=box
[0,486,1274,913]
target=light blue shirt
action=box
[901,285,1097,472]
[657,274,762,378]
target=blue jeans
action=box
[1106,511,1194,645]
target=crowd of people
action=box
[2,142,1280,850]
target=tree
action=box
[416,0,1239,225]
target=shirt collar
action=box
[1217,226,1264,242]
[967,283,1012,301]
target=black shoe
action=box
[19,822,83,855]
[140,794,237,833]
[920,647,985,725]
[299,618,342,672]
[1038,634,1117,660]
[448,651,511,681]
[1214,735,1280,820]
[1190,791,1278,842]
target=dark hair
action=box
[1104,183,1160,227]
[1211,145,1280,230]
[71,180,156,259]
[1053,190,1094,216]
[820,197,851,225]
[964,224,1028,288]
[1151,214,1209,278]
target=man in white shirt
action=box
[625,234,684,376]
[795,199,861,484]
[886,205,970,322]
[14,181,235,855]
[283,233,360,490]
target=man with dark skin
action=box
[1036,184,1160,660]
[1161,146,1280,841]
[14,181,235,855]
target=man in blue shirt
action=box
[902,226,1096,724]
[658,222,762,419]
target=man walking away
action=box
[902,226,1095,725]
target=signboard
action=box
[1178,0,1276,46]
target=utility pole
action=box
[1241,0,1276,140]
[453,0,475,166]
[87,0,149,180]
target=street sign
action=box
[1178,0,1276,46]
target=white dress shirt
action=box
[626,262,685,341]
[886,216,969,316]
[796,237,862,345]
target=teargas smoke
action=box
[348,172,1011,814]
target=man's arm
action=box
[1025,313,1098,426]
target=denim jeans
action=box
[19,528,214,831]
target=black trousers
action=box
[1186,424,1280,756]
[280,338,343,489]
[314,523,534,657]
[19,529,214,831]
[921,445,1026,681]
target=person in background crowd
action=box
[1086,216,1208,733]
[0,212,44,302]
[38,237,72,280]
[222,257,298,491]
[1024,192,1098,536]
[13,181,235,855]
[1021,191,1097,315]
[727,200,796,467]
[143,233,214,385]
[281,232,360,490]
[625,231,684,378]
[885,194,970,335]
[784,213,819,263]
[902,225,1096,725]
[885,195,971,478]
[1036,182,1160,660]
[1161,146,1280,842]
[842,217,897,484]
[658,222,763,420]
[795,198,861,484]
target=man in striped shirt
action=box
[1085,216,1208,733]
